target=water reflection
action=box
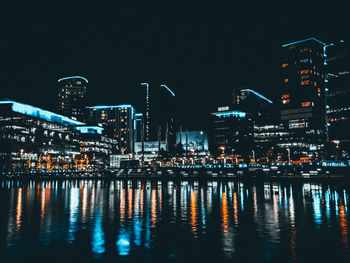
[1,180,350,262]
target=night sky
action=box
[1,1,348,129]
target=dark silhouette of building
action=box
[325,40,350,153]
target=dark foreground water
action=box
[1,180,350,263]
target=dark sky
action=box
[1,1,349,129]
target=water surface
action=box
[1,180,349,262]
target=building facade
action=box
[279,38,327,160]
[87,105,136,153]
[57,76,88,122]
[325,40,350,152]
[0,99,116,172]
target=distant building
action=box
[135,113,143,143]
[139,83,176,152]
[210,107,253,161]
[87,105,136,153]
[279,38,327,160]
[157,84,176,152]
[140,83,151,141]
[325,40,350,151]
[57,76,88,122]
[175,130,209,152]
[0,99,116,171]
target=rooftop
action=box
[282,38,326,48]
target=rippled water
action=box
[1,180,350,263]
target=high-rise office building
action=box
[139,82,176,151]
[325,40,350,151]
[57,76,88,121]
[279,38,326,159]
[87,105,135,153]
[157,84,176,151]
[135,113,143,143]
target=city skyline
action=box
[1,2,349,129]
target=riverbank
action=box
[1,168,349,183]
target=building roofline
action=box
[282,37,326,48]
[58,76,89,83]
[86,104,134,109]
[0,99,85,126]
[160,84,175,97]
[211,110,247,118]
[241,89,273,104]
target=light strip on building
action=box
[86,105,134,109]
[75,126,104,135]
[241,89,273,104]
[282,38,326,47]
[213,111,246,118]
[58,76,89,83]
[160,84,175,97]
[0,100,85,126]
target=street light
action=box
[251,150,256,164]
[287,148,291,163]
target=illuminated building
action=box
[279,38,327,159]
[87,105,136,153]
[135,113,143,143]
[325,40,350,151]
[57,76,88,122]
[175,131,209,152]
[0,99,116,171]
[210,106,253,160]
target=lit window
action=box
[281,94,290,99]
[301,102,311,107]
[284,78,288,84]
[301,80,310,85]
[282,63,288,68]
[282,99,290,104]
[300,69,309,75]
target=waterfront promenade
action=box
[1,164,349,182]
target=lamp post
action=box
[252,150,256,164]
[287,148,291,163]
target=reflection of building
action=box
[175,131,209,152]
[325,40,350,151]
[57,76,88,122]
[0,99,116,171]
[279,38,326,159]
[87,105,136,153]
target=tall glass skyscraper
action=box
[279,38,326,159]
[86,105,136,154]
[57,76,88,121]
